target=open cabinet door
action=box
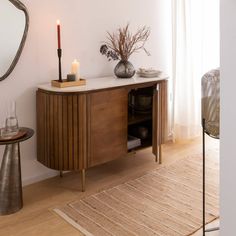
[87,88,128,167]
[152,80,168,163]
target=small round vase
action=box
[114,60,135,79]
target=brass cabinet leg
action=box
[81,169,85,192]
[155,145,162,164]
[158,145,162,164]
[59,171,63,178]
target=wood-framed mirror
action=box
[0,0,29,81]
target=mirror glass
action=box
[0,0,28,81]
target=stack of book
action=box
[127,135,141,150]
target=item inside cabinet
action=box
[128,86,154,151]
[128,86,153,115]
[127,135,141,150]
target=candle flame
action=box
[56,20,60,25]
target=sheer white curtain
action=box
[172,0,219,141]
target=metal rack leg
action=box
[203,118,206,236]
[202,118,220,234]
[205,227,220,233]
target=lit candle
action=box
[56,20,61,49]
[71,59,80,80]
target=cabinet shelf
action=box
[128,112,152,125]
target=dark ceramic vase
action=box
[114,60,135,78]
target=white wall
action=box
[220,0,236,234]
[0,0,172,185]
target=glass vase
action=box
[114,60,135,78]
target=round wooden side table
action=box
[0,127,34,215]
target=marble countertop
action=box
[37,74,168,93]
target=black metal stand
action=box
[57,48,62,82]
[203,118,206,236]
[202,118,220,235]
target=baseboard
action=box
[22,170,58,186]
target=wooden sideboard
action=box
[36,76,168,191]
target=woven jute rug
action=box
[54,151,219,236]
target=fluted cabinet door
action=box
[36,91,87,171]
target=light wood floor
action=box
[0,137,219,236]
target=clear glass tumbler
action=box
[5,101,19,136]
[0,121,5,138]
[0,104,7,138]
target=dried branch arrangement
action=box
[100,24,150,61]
